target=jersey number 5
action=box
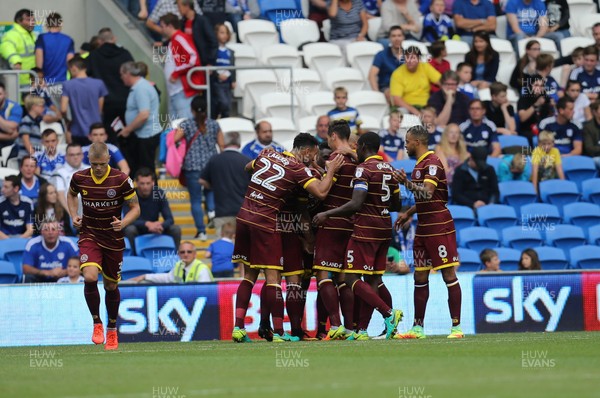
[381,174,392,202]
[251,158,285,192]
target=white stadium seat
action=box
[518,37,558,59]
[496,61,515,85]
[496,15,508,40]
[400,114,422,129]
[302,43,345,81]
[345,41,384,79]
[324,67,365,92]
[360,115,382,132]
[491,38,517,65]
[569,1,597,35]
[0,166,19,180]
[402,40,430,56]
[217,117,256,148]
[256,117,298,145]
[478,88,491,101]
[225,43,258,67]
[224,20,237,44]
[550,66,563,84]
[258,92,299,120]
[348,90,389,121]
[576,14,600,37]
[280,68,323,94]
[260,44,302,68]
[560,36,595,56]
[236,69,278,119]
[444,40,471,70]
[303,91,336,116]
[367,17,382,41]
[237,19,279,57]
[280,18,320,49]
[297,115,318,133]
[322,19,331,41]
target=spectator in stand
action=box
[54,143,87,211]
[363,0,381,17]
[178,0,219,67]
[327,0,369,55]
[452,0,496,45]
[497,152,532,182]
[314,115,330,144]
[519,248,541,270]
[379,111,405,160]
[212,23,236,119]
[205,222,236,277]
[61,56,108,146]
[594,23,600,55]
[176,96,224,241]
[464,31,499,89]
[434,123,469,185]
[226,0,253,35]
[427,70,470,127]
[422,106,444,150]
[146,0,202,38]
[480,249,501,272]
[565,80,591,125]
[0,81,22,158]
[517,74,554,146]
[583,99,600,170]
[123,168,181,254]
[505,0,551,53]
[35,12,75,83]
[570,45,600,102]
[118,0,147,19]
[544,0,571,54]
[422,0,457,43]
[536,54,561,104]
[428,41,450,93]
[327,87,362,134]
[309,0,330,42]
[129,241,214,283]
[118,61,161,177]
[538,96,582,156]
[531,130,565,194]
[460,99,502,156]
[34,129,66,181]
[33,183,74,236]
[28,68,62,123]
[22,220,78,283]
[378,0,421,43]
[560,47,584,88]
[18,156,48,206]
[369,26,404,103]
[390,46,441,116]
[160,13,205,121]
[456,63,477,100]
[0,175,34,240]
[83,123,130,175]
[18,95,45,157]
[0,9,35,87]
[200,132,250,235]
[451,146,499,209]
[56,256,84,283]
[510,40,540,92]
[242,120,285,159]
[198,0,228,27]
[483,82,518,136]
[86,28,134,144]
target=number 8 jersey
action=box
[237,150,318,233]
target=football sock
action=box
[105,287,120,329]
[84,281,101,324]
[235,279,254,329]
[351,280,392,317]
[357,298,374,331]
[317,279,341,327]
[353,296,363,330]
[260,282,270,327]
[286,283,304,331]
[299,276,311,316]
[414,282,430,327]
[316,291,328,333]
[267,284,284,335]
[446,279,462,327]
[378,283,393,308]
[337,283,355,330]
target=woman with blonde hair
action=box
[434,123,469,185]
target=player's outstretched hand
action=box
[394,212,411,231]
[333,147,358,162]
[312,212,329,227]
[111,216,123,232]
[393,169,407,184]
[72,216,82,229]
[325,155,344,174]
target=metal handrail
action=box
[0,70,38,100]
[186,65,296,124]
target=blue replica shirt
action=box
[362,0,380,15]
[569,66,600,95]
[545,75,561,103]
[460,118,499,153]
[0,196,33,235]
[0,98,23,148]
[452,0,495,36]
[538,116,583,154]
[428,127,443,150]
[328,106,362,134]
[241,139,285,159]
[372,47,404,89]
[422,13,454,42]
[20,177,44,205]
[208,238,235,273]
[216,46,233,83]
[35,32,75,82]
[505,0,547,37]
[34,150,66,180]
[22,236,78,271]
[380,131,405,160]
[458,83,477,100]
[82,143,125,168]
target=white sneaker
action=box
[208,211,215,219]
[198,232,207,241]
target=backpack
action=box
[165,129,186,178]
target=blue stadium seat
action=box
[498,135,529,149]
[561,156,597,190]
[447,205,476,230]
[499,181,537,216]
[486,157,502,173]
[459,227,500,252]
[457,248,481,271]
[519,203,561,226]
[134,234,177,261]
[124,238,132,257]
[501,226,543,251]
[151,254,179,274]
[581,178,600,205]
[0,260,18,284]
[544,225,586,258]
[538,180,580,214]
[562,202,600,238]
[589,225,600,245]
[476,204,518,230]
[121,256,154,280]
[495,247,521,271]
[569,245,600,269]
[0,238,28,282]
[391,159,417,179]
[532,246,569,270]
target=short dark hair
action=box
[46,12,62,28]
[14,9,33,23]
[67,56,86,70]
[583,45,598,58]
[318,141,331,151]
[404,46,422,58]
[20,156,36,168]
[4,175,21,190]
[456,62,471,72]
[0,81,5,91]
[556,95,574,111]
[160,13,181,30]
[388,25,403,36]
[191,95,207,114]
[469,99,484,109]
[357,131,381,153]
[565,80,581,92]
[293,132,319,149]
[328,119,351,140]
[480,248,498,264]
[66,143,82,152]
[89,122,105,134]
[406,125,429,145]
[31,67,43,75]
[441,70,459,83]
[135,167,155,181]
[41,129,57,139]
[428,40,446,58]
[490,82,508,97]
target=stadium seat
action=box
[457,248,482,272]
[538,180,580,214]
[499,181,537,213]
[367,17,382,41]
[582,178,600,205]
[257,117,298,144]
[478,88,491,101]
[502,226,543,251]
[236,69,279,119]
[124,238,132,257]
[237,19,279,56]
[280,18,320,49]
[391,159,417,177]
[225,43,258,67]
[496,15,507,40]
[560,36,595,56]
[448,205,476,230]
[217,117,256,148]
[517,37,558,59]
[574,12,600,37]
[0,260,18,284]
[324,67,365,92]
[303,91,336,116]
[321,18,331,41]
[402,40,430,56]
[302,43,345,81]
[495,247,521,271]
[134,235,177,261]
[561,156,597,190]
[0,166,19,181]
[258,92,298,119]
[476,204,518,230]
[0,238,28,282]
[545,225,587,257]
[496,60,515,85]
[532,246,569,270]
[562,202,600,238]
[121,256,154,280]
[280,68,323,101]
[520,203,561,226]
[150,254,179,274]
[348,90,388,121]
[359,115,381,131]
[459,227,500,252]
[223,20,237,44]
[444,40,471,70]
[297,115,318,133]
[588,224,600,245]
[497,135,529,149]
[345,41,384,79]
[486,157,502,173]
[569,245,600,269]
[260,44,302,70]
[400,114,422,129]
[490,38,517,65]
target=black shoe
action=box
[258,323,274,342]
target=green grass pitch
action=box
[1,332,599,398]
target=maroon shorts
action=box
[281,232,304,277]
[344,238,390,275]
[313,228,353,273]
[233,222,283,271]
[79,238,124,282]
[413,231,460,271]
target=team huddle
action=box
[232,120,464,342]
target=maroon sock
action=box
[353,296,362,330]
[235,279,254,329]
[259,282,270,327]
[357,297,374,330]
[299,277,310,317]
[338,283,355,330]
[316,291,328,333]
[414,282,429,327]
[84,281,101,324]
[351,280,392,318]
[286,283,304,331]
[318,279,341,327]
[104,287,120,329]
[446,279,462,327]
[267,285,285,335]
[378,283,393,308]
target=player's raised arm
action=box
[304,154,344,200]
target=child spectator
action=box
[212,23,235,119]
[464,31,499,89]
[456,62,478,100]
[28,68,62,122]
[497,153,532,182]
[560,47,584,89]
[434,123,469,185]
[422,106,444,150]
[480,248,501,272]
[205,222,235,278]
[531,130,566,194]
[18,95,46,157]
[57,256,84,283]
[34,129,65,181]
[519,248,542,270]
[536,53,562,105]
[379,111,405,161]
[428,41,450,93]
[569,45,600,102]
[564,80,592,125]
[484,82,517,135]
[422,0,457,43]
[327,87,362,135]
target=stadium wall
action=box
[1,272,599,347]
